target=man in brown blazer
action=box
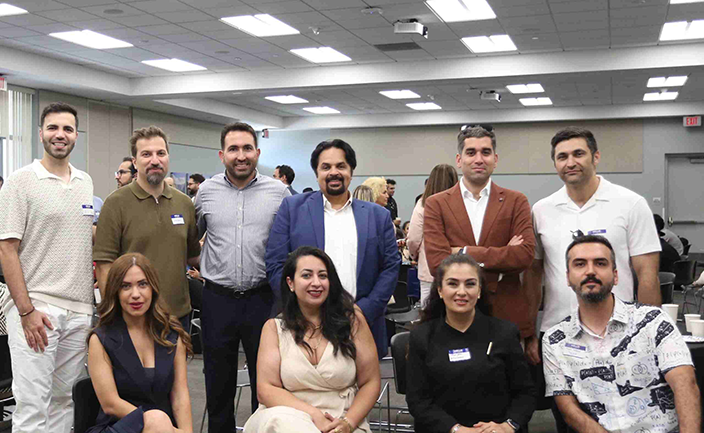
[424,125,539,356]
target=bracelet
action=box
[19,306,35,317]
[451,424,461,433]
[339,416,353,432]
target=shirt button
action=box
[238,245,241,248]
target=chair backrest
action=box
[680,237,690,247]
[673,260,697,286]
[390,331,410,395]
[683,244,692,256]
[72,376,101,433]
[659,272,676,285]
[390,281,410,309]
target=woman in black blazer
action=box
[406,254,535,433]
[87,253,193,433]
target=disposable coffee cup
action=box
[690,320,704,337]
[685,314,701,332]
[662,304,679,322]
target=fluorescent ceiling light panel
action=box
[461,35,517,53]
[406,102,442,110]
[670,0,704,4]
[303,106,340,114]
[290,47,351,63]
[142,59,207,72]
[379,90,421,99]
[425,0,496,23]
[506,83,544,94]
[0,3,28,16]
[643,91,678,101]
[49,30,132,49]
[660,20,704,40]
[519,97,553,106]
[265,95,309,104]
[647,76,688,87]
[220,14,299,37]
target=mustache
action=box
[580,276,603,287]
[326,175,343,182]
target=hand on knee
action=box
[143,409,175,433]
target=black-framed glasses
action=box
[460,124,494,132]
[115,170,131,177]
[571,229,585,240]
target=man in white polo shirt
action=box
[0,102,94,433]
[525,126,661,432]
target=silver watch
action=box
[505,418,519,431]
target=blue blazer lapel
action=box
[307,191,325,249]
[352,200,369,278]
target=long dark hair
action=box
[91,253,193,357]
[421,254,485,322]
[280,246,357,360]
[421,164,458,206]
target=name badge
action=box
[171,214,185,225]
[82,204,94,216]
[588,229,606,235]
[448,348,471,362]
[565,342,587,359]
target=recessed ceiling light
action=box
[506,83,544,94]
[303,106,340,114]
[660,20,704,41]
[461,35,517,53]
[647,76,688,87]
[519,97,553,106]
[425,0,496,23]
[49,30,133,49]
[290,47,351,63]
[670,0,704,4]
[265,95,309,104]
[220,14,299,37]
[141,59,207,72]
[379,90,421,99]
[643,91,678,101]
[406,102,442,110]
[0,3,28,17]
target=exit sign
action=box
[0,77,5,92]
[683,116,701,127]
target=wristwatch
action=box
[450,425,461,433]
[505,419,519,431]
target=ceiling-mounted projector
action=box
[480,90,501,102]
[394,20,428,38]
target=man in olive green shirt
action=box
[94,126,200,328]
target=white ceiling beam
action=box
[129,44,704,97]
[282,102,704,130]
[153,98,283,130]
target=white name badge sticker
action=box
[564,342,587,359]
[82,204,94,216]
[171,214,185,225]
[448,348,471,362]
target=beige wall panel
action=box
[87,101,111,199]
[38,90,88,130]
[333,119,643,176]
[132,108,221,149]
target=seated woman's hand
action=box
[472,421,514,433]
[311,410,335,432]
[321,416,352,433]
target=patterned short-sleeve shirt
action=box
[543,296,692,432]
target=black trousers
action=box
[201,281,273,433]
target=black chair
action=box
[683,243,692,256]
[386,281,410,314]
[389,332,411,432]
[72,376,100,433]
[674,260,699,313]
[659,272,676,305]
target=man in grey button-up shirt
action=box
[195,122,289,432]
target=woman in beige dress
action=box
[244,246,380,433]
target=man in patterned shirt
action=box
[543,235,700,432]
[0,103,94,433]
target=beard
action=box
[324,174,347,196]
[43,138,75,160]
[572,276,613,303]
[226,161,256,181]
[146,166,166,186]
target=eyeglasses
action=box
[571,229,585,240]
[115,170,131,178]
[460,124,494,132]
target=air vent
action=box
[374,42,422,52]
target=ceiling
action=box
[2,0,704,129]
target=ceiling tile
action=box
[110,46,165,61]
[666,3,704,21]
[25,22,80,33]
[383,48,434,61]
[221,37,280,53]
[300,0,367,10]
[64,18,125,30]
[136,24,190,35]
[109,15,170,27]
[547,0,607,14]
[159,10,214,23]
[334,16,391,30]
[560,29,610,49]
[81,3,146,17]
[0,26,42,37]
[273,11,332,25]
[129,0,196,14]
[414,23,457,41]
[12,1,72,12]
[350,26,413,44]
[553,9,608,32]
[159,32,212,43]
[198,5,260,18]
[447,20,506,38]
[251,1,313,14]
[34,8,100,22]
[337,45,393,63]
[306,29,368,47]
[500,15,556,34]
[262,51,317,67]
[178,19,234,32]
[489,0,549,6]
[0,13,56,26]
[180,39,236,55]
[416,39,469,57]
[610,5,666,28]
[58,0,115,6]
[267,34,321,50]
[140,42,202,56]
[609,0,667,8]
[511,33,563,51]
[378,2,441,24]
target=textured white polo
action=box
[533,176,660,332]
[0,160,94,315]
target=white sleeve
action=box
[0,173,28,240]
[532,206,544,260]
[627,196,661,257]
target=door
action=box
[666,153,704,253]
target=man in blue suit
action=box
[266,139,400,358]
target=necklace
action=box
[305,327,324,365]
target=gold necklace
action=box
[306,327,324,364]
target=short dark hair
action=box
[550,127,597,161]
[41,102,78,130]
[276,164,295,184]
[457,126,496,154]
[310,139,357,175]
[129,126,169,157]
[221,122,257,150]
[302,187,314,193]
[0,175,3,183]
[189,173,205,184]
[565,235,616,270]
[386,179,396,186]
[122,156,137,176]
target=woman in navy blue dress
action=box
[87,253,193,433]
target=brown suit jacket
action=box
[424,181,536,337]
